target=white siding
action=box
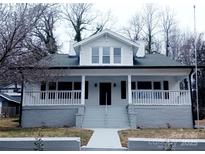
[80,35,133,66]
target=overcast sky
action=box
[53,0,205,54]
[4,0,205,54]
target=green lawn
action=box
[0,118,93,146]
[119,128,205,147]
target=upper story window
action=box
[92,47,99,64]
[103,47,110,64]
[114,48,121,64]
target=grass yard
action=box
[119,128,205,147]
[0,118,93,146]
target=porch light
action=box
[113,83,116,87]
[94,83,98,87]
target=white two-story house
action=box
[21,29,194,128]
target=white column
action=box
[81,75,85,105]
[128,75,132,104]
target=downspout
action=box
[189,68,195,128]
[19,71,24,127]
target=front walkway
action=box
[82,128,127,150]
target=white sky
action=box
[2,0,205,54]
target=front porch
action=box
[23,75,191,106]
[21,68,193,128]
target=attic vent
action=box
[105,33,108,42]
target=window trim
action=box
[102,46,110,64]
[113,47,121,64]
[91,47,100,64]
[136,81,168,90]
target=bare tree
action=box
[0,4,51,83]
[62,3,95,42]
[91,10,113,35]
[161,7,176,56]
[168,27,184,60]
[33,4,60,54]
[142,4,160,53]
[124,12,144,41]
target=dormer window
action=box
[92,47,99,64]
[103,47,110,64]
[114,48,121,64]
[91,46,122,65]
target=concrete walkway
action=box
[85,128,123,149]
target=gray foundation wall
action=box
[128,105,193,128]
[128,138,205,151]
[0,137,80,151]
[22,105,84,128]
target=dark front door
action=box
[99,82,111,105]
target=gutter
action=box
[188,68,195,128]
[10,65,200,70]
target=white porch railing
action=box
[131,90,191,105]
[23,90,82,106]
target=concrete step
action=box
[82,106,130,128]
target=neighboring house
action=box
[0,84,21,117]
[21,29,194,128]
[0,93,20,117]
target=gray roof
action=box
[134,54,184,67]
[37,54,79,67]
[0,93,20,104]
[36,53,185,68]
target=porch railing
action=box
[23,90,82,106]
[131,90,191,105]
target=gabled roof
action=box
[0,93,20,104]
[73,29,140,48]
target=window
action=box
[163,81,169,90]
[40,81,46,99]
[103,47,110,64]
[121,81,126,99]
[163,81,169,99]
[58,82,72,90]
[74,82,81,90]
[85,81,89,99]
[48,82,56,99]
[153,82,161,90]
[92,47,99,64]
[48,82,56,90]
[74,82,81,99]
[137,81,152,89]
[114,48,121,63]
[41,81,46,91]
[131,82,136,90]
[180,79,188,90]
[153,82,162,99]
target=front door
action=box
[99,83,111,105]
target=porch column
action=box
[128,75,132,104]
[81,75,85,105]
